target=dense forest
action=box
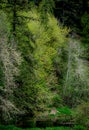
[0,0,89,130]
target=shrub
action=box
[36,121,53,128]
[26,128,41,130]
[73,125,86,130]
[74,102,89,128]
[55,107,73,125]
[45,127,72,130]
[0,125,22,130]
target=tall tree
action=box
[0,11,22,123]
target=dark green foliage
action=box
[15,8,68,121]
[73,125,86,130]
[54,0,82,27]
[37,121,53,128]
[81,13,89,42]
[0,125,22,130]
[0,61,4,87]
[74,102,89,128]
[0,0,89,129]
[45,127,72,130]
[39,0,55,23]
[0,126,73,130]
[26,128,41,130]
[0,125,87,130]
[80,12,89,57]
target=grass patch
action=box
[45,127,72,130]
[0,126,86,130]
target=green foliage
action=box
[0,125,22,130]
[81,13,89,57]
[0,125,87,130]
[74,102,89,128]
[1,0,89,128]
[15,8,68,119]
[56,107,72,115]
[23,119,36,128]
[0,126,73,130]
[37,121,53,128]
[0,11,10,36]
[26,128,41,130]
[0,11,22,123]
[0,61,4,87]
[47,107,73,125]
[58,38,89,107]
[54,0,83,28]
[81,13,89,37]
[45,127,72,130]
[39,0,55,23]
[73,125,86,130]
